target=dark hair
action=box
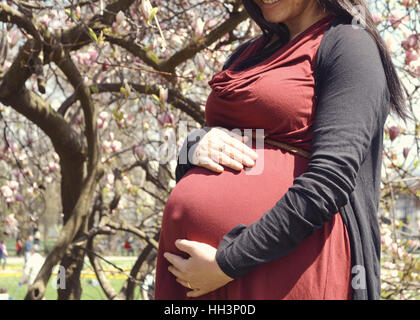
[224,0,409,121]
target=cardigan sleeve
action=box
[175,126,212,183]
[214,24,389,278]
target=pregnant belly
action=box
[162,145,310,249]
[156,144,352,300]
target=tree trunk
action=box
[56,155,86,300]
[57,245,86,300]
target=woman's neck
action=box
[267,5,330,47]
[286,10,330,41]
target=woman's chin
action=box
[262,13,286,24]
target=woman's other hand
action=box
[190,127,259,173]
[164,239,234,298]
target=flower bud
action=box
[140,0,153,21]
[116,11,125,25]
[389,126,400,141]
[159,87,168,105]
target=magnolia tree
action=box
[0,0,418,300]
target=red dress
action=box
[155,15,353,300]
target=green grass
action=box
[0,258,143,300]
[1,276,141,300]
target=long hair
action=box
[224,0,408,121]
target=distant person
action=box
[22,245,45,286]
[16,238,23,256]
[24,235,34,262]
[34,229,41,246]
[0,287,9,300]
[124,238,134,256]
[0,239,7,270]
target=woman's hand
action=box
[191,127,258,173]
[164,239,234,298]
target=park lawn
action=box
[0,258,143,300]
[1,276,141,300]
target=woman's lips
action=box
[259,0,282,9]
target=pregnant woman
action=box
[155,0,408,300]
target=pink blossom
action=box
[401,0,412,7]
[8,142,18,152]
[170,34,183,47]
[88,50,99,62]
[52,152,60,162]
[383,233,393,248]
[2,61,11,71]
[48,161,58,172]
[372,14,382,26]
[5,196,15,204]
[193,18,205,37]
[405,49,418,65]
[106,173,115,185]
[5,214,18,228]
[23,168,33,178]
[112,22,118,34]
[117,119,125,129]
[102,61,110,71]
[158,112,174,126]
[97,118,108,129]
[125,114,134,127]
[8,180,19,191]
[388,12,402,29]
[111,140,122,152]
[76,52,91,65]
[133,145,146,160]
[207,18,218,28]
[401,34,418,50]
[1,185,13,198]
[388,126,400,141]
[102,140,112,153]
[15,194,23,202]
[9,29,21,48]
[39,15,50,27]
[99,111,109,121]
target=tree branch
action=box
[0,2,40,40]
[159,9,249,72]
